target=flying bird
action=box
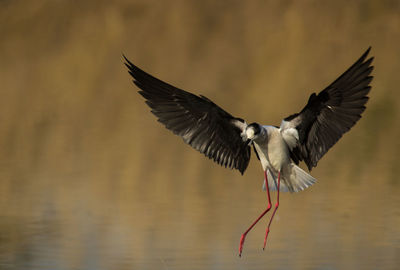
[124,48,374,257]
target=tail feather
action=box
[262,164,316,193]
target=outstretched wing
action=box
[124,57,251,174]
[280,47,374,170]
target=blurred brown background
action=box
[0,0,399,269]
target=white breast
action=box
[254,126,291,173]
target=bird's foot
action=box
[239,234,246,257]
[263,228,270,250]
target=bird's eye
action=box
[248,123,261,135]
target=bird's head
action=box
[245,123,263,141]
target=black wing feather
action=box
[283,47,374,170]
[124,56,251,174]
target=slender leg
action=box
[263,171,280,250]
[239,170,272,257]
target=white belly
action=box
[253,126,316,193]
[254,127,291,173]
[268,134,291,170]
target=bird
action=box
[124,47,374,257]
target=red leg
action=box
[263,171,280,250]
[239,170,272,257]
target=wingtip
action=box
[122,53,128,61]
[239,165,248,175]
[362,46,372,60]
[122,54,134,70]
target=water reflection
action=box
[1,167,399,269]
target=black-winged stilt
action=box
[124,48,374,256]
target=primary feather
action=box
[281,47,374,170]
[124,56,251,174]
